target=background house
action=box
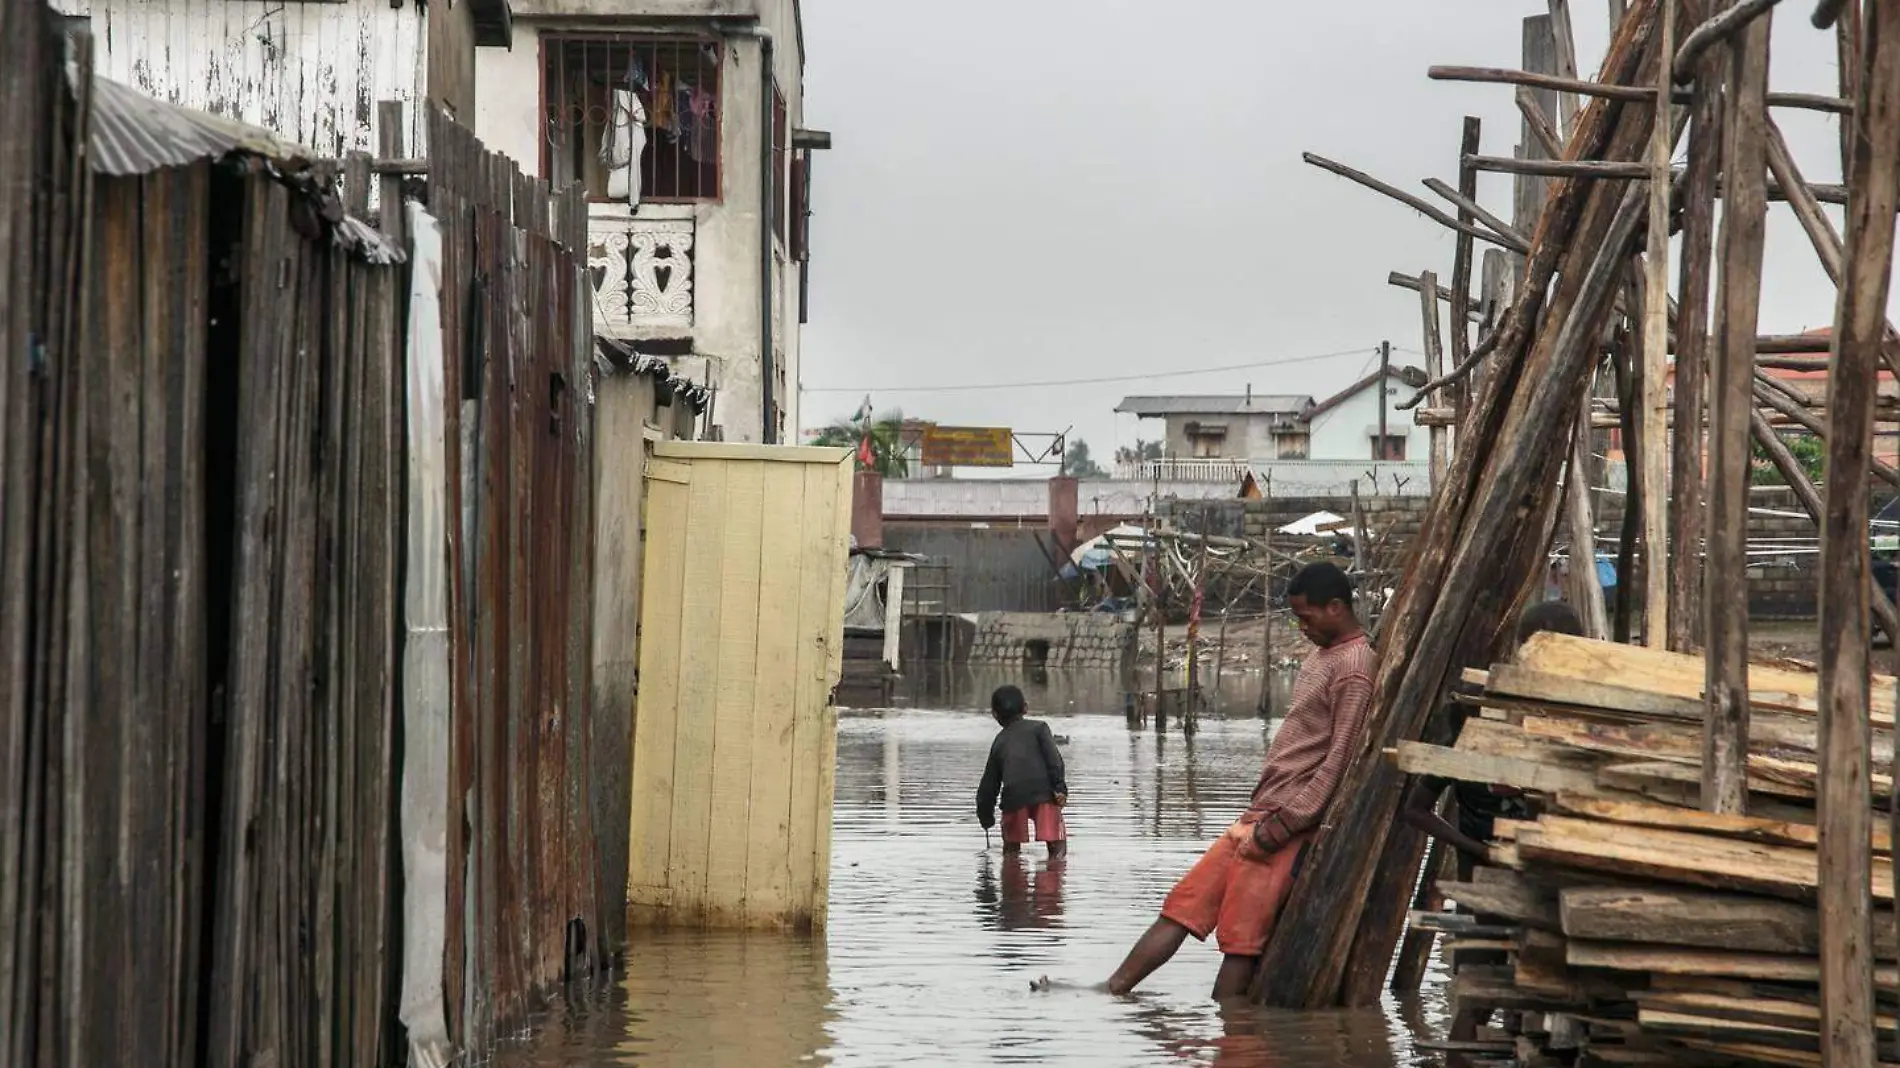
[1112,391,1313,461]
[1114,366,1431,494]
[474,0,821,444]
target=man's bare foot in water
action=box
[1030,976,1113,993]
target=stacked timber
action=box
[1395,632,1899,1067]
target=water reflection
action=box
[494,667,1441,1067]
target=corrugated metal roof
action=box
[87,74,311,177]
[85,75,406,263]
[1114,394,1312,417]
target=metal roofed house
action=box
[1115,366,1432,496]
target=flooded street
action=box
[493,668,1445,1067]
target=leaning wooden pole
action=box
[1818,1,1900,1059]
[1668,46,1721,652]
[1701,0,1770,817]
[1640,0,1675,647]
[1534,9,1613,642]
[1255,0,1664,1002]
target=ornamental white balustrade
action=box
[587,206,694,338]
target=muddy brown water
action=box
[490,666,1446,1067]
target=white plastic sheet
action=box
[397,202,454,1068]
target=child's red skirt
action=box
[1000,800,1067,844]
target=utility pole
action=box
[1378,340,1391,470]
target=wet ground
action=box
[491,666,1445,1067]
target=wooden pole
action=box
[1668,47,1721,652]
[1420,272,1448,492]
[1254,2,1657,1010]
[1450,117,1483,426]
[1641,0,1675,648]
[1535,12,1612,642]
[1702,0,1770,817]
[1819,2,1900,1059]
[1259,476,1276,717]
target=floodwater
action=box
[491,666,1446,1068]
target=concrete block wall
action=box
[966,611,1136,670]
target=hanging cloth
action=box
[602,88,647,205]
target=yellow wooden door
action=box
[628,442,852,930]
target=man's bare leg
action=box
[1212,955,1258,1000]
[1106,917,1191,995]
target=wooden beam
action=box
[1302,152,1528,253]
[1672,0,1784,82]
[1819,3,1900,1060]
[1388,271,1485,323]
[1468,154,1650,179]
[1423,177,1527,251]
[1703,2,1772,817]
[1640,0,1673,648]
[1431,64,1849,113]
[1439,874,1564,930]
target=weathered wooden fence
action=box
[1,0,710,1060]
[3,19,408,1068]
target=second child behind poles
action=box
[977,685,1069,858]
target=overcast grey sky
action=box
[795,1,1852,465]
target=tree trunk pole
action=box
[1818,2,1900,1060]
[1702,0,1770,817]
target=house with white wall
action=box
[1115,366,1432,495]
[58,0,509,155]
[473,0,821,444]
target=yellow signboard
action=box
[920,425,1014,468]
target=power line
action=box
[800,346,1380,395]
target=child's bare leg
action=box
[1106,917,1190,995]
[1212,955,1258,1000]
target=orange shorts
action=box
[1000,800,1067,844]
[1161,827,1313,956]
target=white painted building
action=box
[473,0,819,444]
[57,0,508,156]
[1115,367,1433,495]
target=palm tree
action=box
[812,410,910,478]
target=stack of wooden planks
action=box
[1393,632,1899,1066]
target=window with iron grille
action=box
[543,36,721,201]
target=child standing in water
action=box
[977,685,1069,857]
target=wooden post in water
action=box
[1639,0,1673,648]
[1818,2,1900,1058]
[1154,514,1168,733]
[1701,0,1771,817]
[1259,475,1276,717]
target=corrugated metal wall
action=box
[883,526,1069,613]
